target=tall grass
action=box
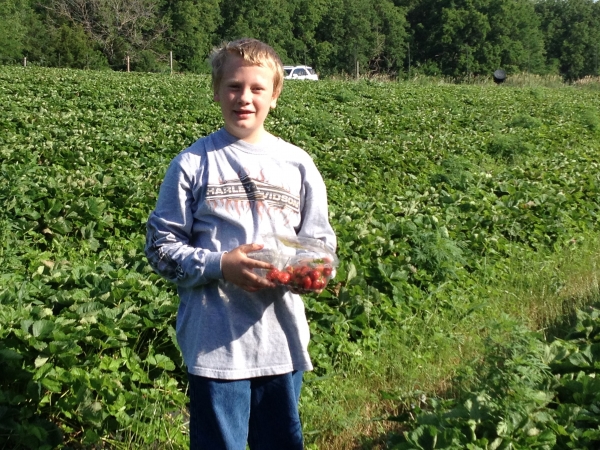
[498,235,600,335]
[330,71,600,90]
[572,75,600,91]
[500,72,565,88]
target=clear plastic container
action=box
[248,234,338,293]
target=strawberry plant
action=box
[1,66,600,447]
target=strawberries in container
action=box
[249,234,338,294]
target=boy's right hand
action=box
[221,244,276,292]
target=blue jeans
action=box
[187,371,304,450]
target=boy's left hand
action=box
[221,244,276,292]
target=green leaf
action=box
[537,429,556,445]
[146,354,175,371]
[83,429,101,444]
[32,320,54,339]
[49,217,72,235]
[568,352,591,368]
[35,356,50,368]
[41,377,62,393]
[0,348,23,361]
[76,302,103,315]
[489,438,504,450]
[346,262,357,282]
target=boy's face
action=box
[214,55,279,143]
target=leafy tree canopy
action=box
[0,0,598,80]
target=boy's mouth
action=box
[235,109,254,117]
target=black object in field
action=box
[493,69,507,84]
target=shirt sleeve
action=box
[145,152,224,288]
[296,159,337,254]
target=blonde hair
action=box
[210,38,284,96]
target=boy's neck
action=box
[225,125,270,144]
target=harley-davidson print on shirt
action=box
[205,174,300,215]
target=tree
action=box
[485,0,546,74]
[47,0,168,68]
[163,0,221,73]
[218,0,295,62]
[536,0,600,80]
[285,0,327,67]
[314,0,383,76]
[49,23,104,68]
[0,0,29,63]
[406,0,546,77]
[440,1,491,76]
[372,0,409,74]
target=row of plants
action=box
[390,306,600,449]
[1,66,600,448]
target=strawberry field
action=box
[1,66,600,449]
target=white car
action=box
[283,65,319,81]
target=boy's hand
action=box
[221,244,276,292]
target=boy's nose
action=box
[238,88,252,104]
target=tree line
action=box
[1,0,599,80]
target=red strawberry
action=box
[312,278,326,290]
[297,265,310,276]
[301,276,312,290]
[266,268,280,282]
[308,269,322,281]
[277,271,291,285]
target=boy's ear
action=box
[270,90,280,109]
[213,91,220,102]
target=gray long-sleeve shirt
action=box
[145,128,337,379]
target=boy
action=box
[145,38,337,450]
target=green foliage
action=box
[165,0,222,73]
[219,0,296,62]
[578,107,600,133]
[407,0,547,77]
[0,0,30,63]
[389,307,600,449]
[486,0,546,74]
[486,134,534,160]
[310,0,409,75]
[1,0,600,80]
[49,24,109,70]
[37,0,168,70]
[536,0,600,80]
[1,67,600,447]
